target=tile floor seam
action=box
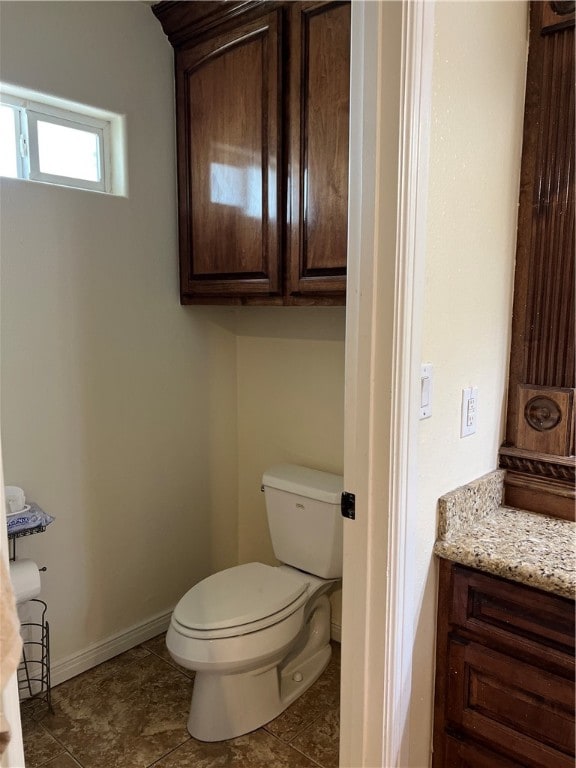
[34,718,81,764]
[287,711,328,745]
[42,752,84,768]
[289,736,333,768]
[142,646,175,667]
[143,652,191,679]
[265,728,327,768]
[144,735,193,768]
[141,638,195,680]
[34,754,66,768]
[35,747,82,768]
[263,712,322,747]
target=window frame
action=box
[0,89,116,194]
[0,100,27,179]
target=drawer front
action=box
[447,637,575,767]
[451,565,575,657]
[445,735,525,768]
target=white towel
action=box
[0,555,22,755]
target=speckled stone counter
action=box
[434,469,576,599]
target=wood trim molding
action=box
[340,1,434,766]
[500,446,576,481]
[503,475,575,521]
[500,447,576,521]
[541,1,575,33]
[153,1,269,48]
[382,1,434,765]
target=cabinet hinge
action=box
[341,491,355,520]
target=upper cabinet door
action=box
[287,1,351,303]
[176,12,282,303]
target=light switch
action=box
[420,363,433,419]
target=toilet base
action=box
[187,594,332,742]
[188,645,331,742]
[189,663,281,742]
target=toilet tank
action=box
[262,464,344,579]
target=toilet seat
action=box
[172,563,311,640]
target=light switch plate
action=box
[420,363,433,419]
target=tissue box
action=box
[6,502,54,536]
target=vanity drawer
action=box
[444,735,525,767]
[450,564,575,660]
[446,636,575,767]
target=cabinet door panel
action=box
[176,12,282,301]
[288,1,350,301]
[447,638,574,767]
[451,564,575,661]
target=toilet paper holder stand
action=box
[8,526,53,715]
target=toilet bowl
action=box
[167,563,336,742]
[167,464,343,742]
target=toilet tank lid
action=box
[262,464,343,504]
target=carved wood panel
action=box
[524,20,575,390]
[502,2,575,518]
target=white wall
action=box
[0,1,239,666]
[234,308,346,629]
[408,3,528,765]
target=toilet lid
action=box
[173,563,309,632]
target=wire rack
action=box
[17,598,53,715]
[8,524,48,561]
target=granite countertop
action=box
[434,469,576,599]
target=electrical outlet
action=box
[461,386,478,437]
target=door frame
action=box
[340,1,434,765]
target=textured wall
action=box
[410,3,528,765]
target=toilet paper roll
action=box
[9,559,41,604]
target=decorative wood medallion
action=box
[516,385,575,456]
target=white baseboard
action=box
[51,612,341,688]
[331,621,342,643]
[50,610,172,688]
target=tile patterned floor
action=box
[21,634,340,768]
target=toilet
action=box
[166,463,343,742]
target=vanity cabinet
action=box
[434,560,575,768]
[153,1,350,305]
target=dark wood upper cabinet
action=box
[500,2,575,520]
[176,12,282,300]
[153,1,351,306]
[287,1,350,300]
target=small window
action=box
[0,85,126,195]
